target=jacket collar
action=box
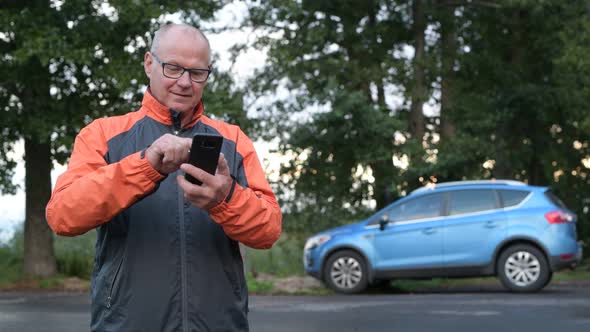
[142,89,204,127]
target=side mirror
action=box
[379,215,389,231]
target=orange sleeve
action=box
[208,130,282,249]
[45,119,164,236]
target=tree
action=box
[243,0,590,247]
[433,0,590,242]
[244,0,435,233]
[0,0,239,277]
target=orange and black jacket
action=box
[46,91,282,332]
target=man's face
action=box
[144,29,210,113]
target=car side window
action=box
[449,189,497,215]
[387,194,443,222]
[499,189,530,208]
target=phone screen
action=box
[185,133,223,185]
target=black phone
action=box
[185,133,223,185]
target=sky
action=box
[0,2,276,244]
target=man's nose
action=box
[176,71,192,87]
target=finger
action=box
[177,175,189,192]
[183,137,193,150]
[217,153,231,177]
[176,175,199,198]
[180,163,213,185]
[180,142,191,163]
[171,144,185,166]
[161,149,173,165]
[172,138,191,164]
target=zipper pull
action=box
[171,109,182,135]
[106,296,111,309]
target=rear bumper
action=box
[549,241,583,271]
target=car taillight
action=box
[559,253,575,260]
[545,210,574,224]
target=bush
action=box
[54,232,96,278]
[0,227,96,280]
[245,233,306,277]
[0,245,22,286]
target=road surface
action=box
[0,282,588,331]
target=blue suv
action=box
[303,180,583,293]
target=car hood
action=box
[318,221,365,237]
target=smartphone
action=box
[185,133,223,185]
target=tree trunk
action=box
[495,9,527,179]
[440,0,457,141]
[23,137,57,278]
[409,0,426,141]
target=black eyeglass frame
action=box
[151,53,211,83]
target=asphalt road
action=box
[0,282,589,332]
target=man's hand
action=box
[145,134,192,174]
[177,153,233,211]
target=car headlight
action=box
[304,234,331,251]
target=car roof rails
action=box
[411,179,527,195]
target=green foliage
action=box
[245,273,274,294]
[37,276,65,289]
[0,1,246,277]
[0,0,234,187]
[205,70,249,129]
[246,233,307,277]
[54,232,96,278]
[1,227,96,279]
[0,245,22,287]
[240,0,590,248]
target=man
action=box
[46,24,282,332]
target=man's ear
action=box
[144,52,153,78]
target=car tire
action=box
[323,250,368,294]
[497,244,550,292]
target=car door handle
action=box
[422,227,436,235]
[485,221,499,228]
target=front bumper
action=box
[303,250,322,280]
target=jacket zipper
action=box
[171,110,189,332]
[106,256,124,309]
[172,111,182,135]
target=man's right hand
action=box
[145,134,192,174]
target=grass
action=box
[553,260,590,281]
[246,274,274,294]
[245,233,306,277]
[387,277,499,293]
[0,246,22,288]
[375,260,590,293]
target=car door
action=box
[371,193,445,271]
[442,189,507,267]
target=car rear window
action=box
[498,190,530,208]
[544,190,568,209]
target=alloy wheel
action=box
[330,256,363,289]
[504,251,541,287]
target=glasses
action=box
[151,53,211,83]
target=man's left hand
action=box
[177,153,233,211]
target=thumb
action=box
[217,153,231,177]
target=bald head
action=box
[150,23,211,64]
[144,23,211,114]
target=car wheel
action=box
[497,244,550,292]
[323,250,368,294]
